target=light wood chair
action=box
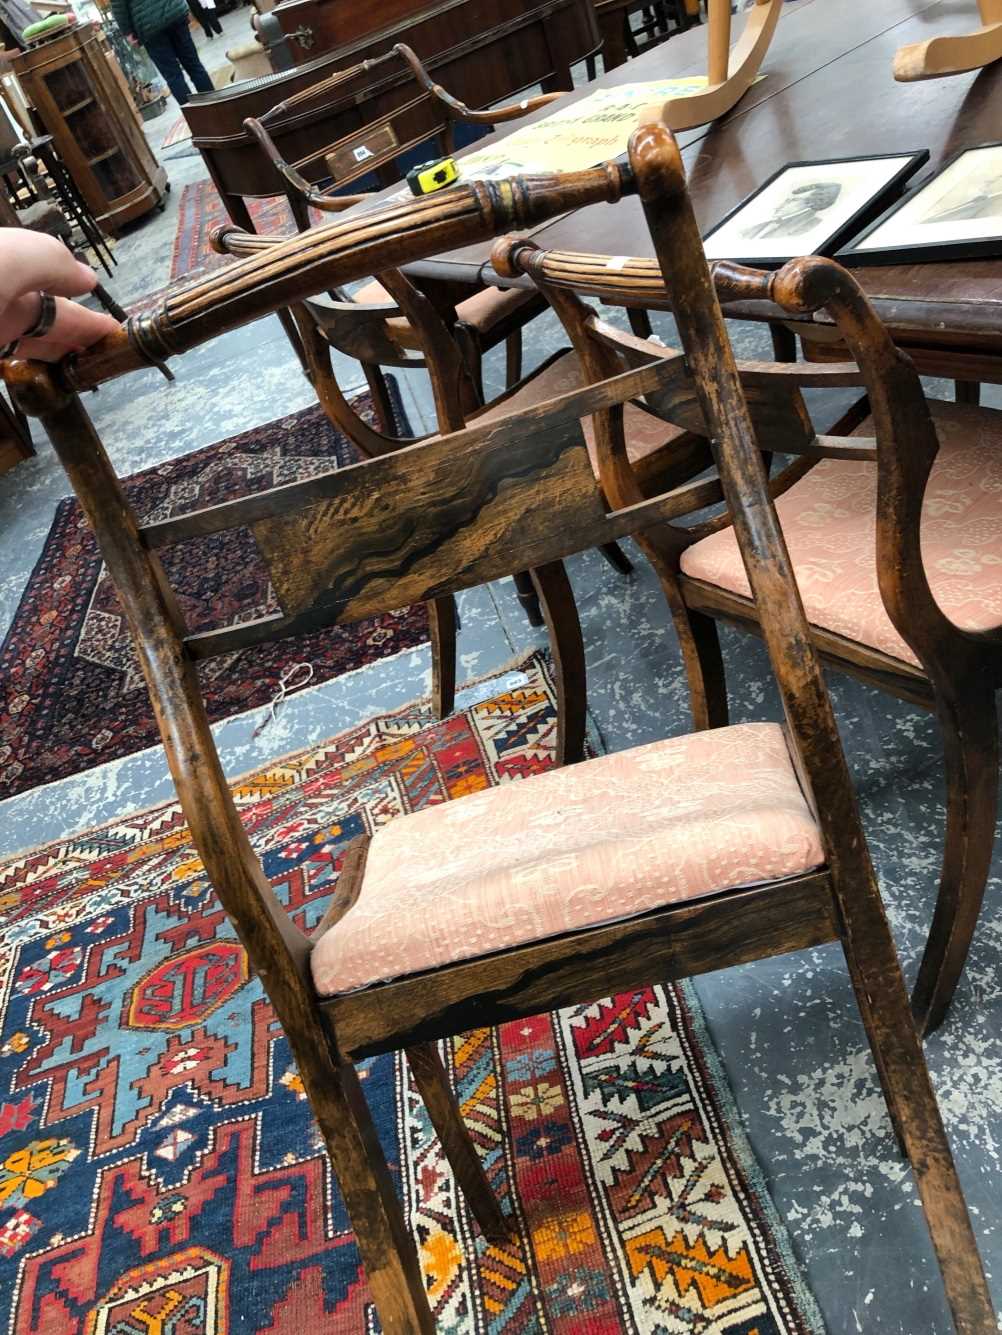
[497,241,1002,1038]
[894,0,1002,81]
[11,125,993,1335]
[654,0,783,131]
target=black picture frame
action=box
[838,143,1002,267]
[700,150,930,270]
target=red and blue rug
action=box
[171,182,325,282]
[0,654,823,1332]
[0,395,428,800]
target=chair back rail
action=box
[252,45,563,206]
[55,166,629,393]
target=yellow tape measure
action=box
[406,157,459,196]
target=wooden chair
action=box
[894,0,1002,81]
[242,42,560,413]
[11,126,992,1334]
[496,242,1002,1038]
[653,0,783,131]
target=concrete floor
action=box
[2,12,1002,1328]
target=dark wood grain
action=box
[9,122,995,1335]
[495,232,1002,1040]
[326,874,839,1057]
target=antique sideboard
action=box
[182,0,599,227]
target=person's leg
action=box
[144,29,193,107]
[167,17,214,93]
[186,0,211,35]
[206,6,223,36]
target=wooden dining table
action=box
[373,0,1002,386]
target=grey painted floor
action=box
[2,18,1002,1329]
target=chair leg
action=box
[837,887,996,1333]
[532,560,586,765]
[680,609,729,730]
[513,570,544,627]
[769,321,798,363]
[504,328,523,389]
[912,683,998,1036]
[406,1042,511,1241]
[626,307,653,338]
[362,362,400,436]
[639,537,729,730]
[955,379,981,406]
[308,1050,435,1333]
[427,596,457,720]
[599,539,634,576]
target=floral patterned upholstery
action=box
[680,399,1002,667]
[310,722,824,996]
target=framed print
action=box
[839,143,1002,266]
[701,151,930,268]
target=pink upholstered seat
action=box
[310,722,824,996]
[355,278,535,335]
[680,399,1002,668]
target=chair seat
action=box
[475,349,689,486]
[680,399,1002,668]
[355,278,538,345]
[310,721,824,996]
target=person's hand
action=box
[0,230,120,362]
[126,33,139,45]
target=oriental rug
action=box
[0,653,823,1333]
[161,115,192,148]
[171,181,325,281]
[0,395,428,800]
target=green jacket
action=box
[111,0,188,43]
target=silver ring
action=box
[22,291,56,340]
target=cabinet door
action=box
[40,53,142,204]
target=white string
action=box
[252,662,315,737]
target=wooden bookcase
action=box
[11,24,167,234]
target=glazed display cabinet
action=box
[11,24,167,234]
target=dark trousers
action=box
[145,18,214,106]
[188,0,223,37]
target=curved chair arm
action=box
[206,224,418,354]
[393,42,563,124]
[209,224,288,258]
[243,115,375,217]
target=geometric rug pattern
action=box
[161,115,191,149]
[0,396,429,800]
[0,654,823,1332]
